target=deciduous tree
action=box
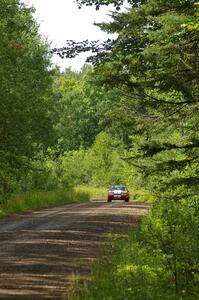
[0,0,55,199]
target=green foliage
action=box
[87,132,126,186]
[20,149,64,192]
[53,66,135,152]
[142,200,199,296]
[53,67,96,151]
[57,132,134,188]
[14,130,136,197]
[61,149,89,185]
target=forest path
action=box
[0,200,150,300]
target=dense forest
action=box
[0,0,198,299]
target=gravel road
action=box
[0,200,150,300]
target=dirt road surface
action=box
[0,200,150,300]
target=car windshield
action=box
[110,186,127,191]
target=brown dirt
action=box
[0,200,150,300]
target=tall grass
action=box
[75,185,108,199]
[0,189,90,217]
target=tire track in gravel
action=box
[0,200,150,300]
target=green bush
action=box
[141,200,199,297]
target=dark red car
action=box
[107,185,130,202]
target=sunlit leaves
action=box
[74,0,125,10]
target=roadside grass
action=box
[70,229,179,300]
[0,189,90,217]
[75,185,107,199]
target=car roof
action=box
[111,185,126,187]
[110,185,127,189]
